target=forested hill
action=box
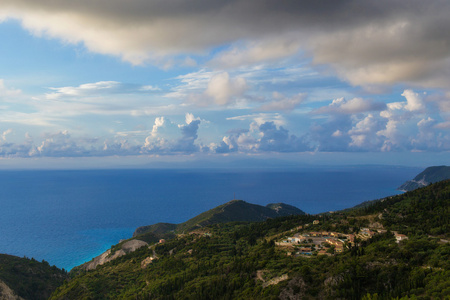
[0,254,67,300]
[51,180,450,299]
[134,200,305,236]
[398,165,450,191]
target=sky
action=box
[0,0,449,168]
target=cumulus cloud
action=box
[402,89,425,112]
[309,116,353,152]
[257,122,309,152]
[151,117,165,137]
[142,113,204,154]
[34,130,87,157]
[348,114,384,149]
[213,121,310,153]
[172,120,201,153]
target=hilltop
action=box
[134,200,305,236]
[398,165,450,191]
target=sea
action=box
[0,166,420,270]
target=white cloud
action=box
[348,114,383,149]
[332,130,343,137]
[168,70,248,107]
[402,89,425,112]
[1,128,13,141]
[213,120,310,153]
[46,81,160,100]
[150,117,165,137]
[210,36,303,68]
[227,113,285,127]
[377,120,403,152]
[205,72,247,105]
[0,79,21,98]
[314,97,386,115]
[435,121,450,129]
[257,92,305,112]
[185,113,200,125]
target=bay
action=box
[0,166,420,270]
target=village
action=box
[276,219,408,256]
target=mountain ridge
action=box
[133,199,306,237]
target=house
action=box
[361,228,370,234]
[325,238,344,247]
[310,231,321,237]
[318,249,328,255]
[313,220,320,225]
[299,247,313,255]
[287,237,302,244]
[394,233,408,243]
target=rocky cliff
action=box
[398,165,450,191]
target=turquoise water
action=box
[0,166,420,270]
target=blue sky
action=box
[0,0,449,168]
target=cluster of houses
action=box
[277,220,409,256]
[278,231,353,255]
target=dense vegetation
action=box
[354,180,450,236]
[0,254,67,300]
[50,180,450,299]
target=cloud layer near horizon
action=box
[0,87,448,158]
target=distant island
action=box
[398,165,450,191]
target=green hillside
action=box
[51,181,450,299]
[0,254,68,300]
